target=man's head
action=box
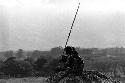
[64,46,77,55]
[64,46,72,55]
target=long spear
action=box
[65,2,80,48]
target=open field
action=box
[0,77,124,83]
[0,77,47,83]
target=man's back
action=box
[56,46,84,74]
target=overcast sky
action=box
[0,0,125,51]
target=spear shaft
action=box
[65,2,80,48]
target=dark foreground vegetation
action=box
[0,47,125,82]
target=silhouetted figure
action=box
[56,46,84,75]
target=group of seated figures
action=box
[47,46,120,83]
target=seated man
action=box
[66,46,84,75]
[56,46,84,75]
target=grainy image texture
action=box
[0,0,125,83]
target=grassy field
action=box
[0,77,124,83]
[0,77,48,83]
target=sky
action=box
[0,0,125,51]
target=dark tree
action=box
[2,57,18,77]
[2,57,33,77]
[45,59,59,75]
[4,57,16,63]
[24,57,35,66]
[31,50,40,61]
[4,50,14,59]
[16,60,34,77]
[15,49,24,59]
[34,56,47,71]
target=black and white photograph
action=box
[0,0,125,83]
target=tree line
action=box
[0,47,125,79]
